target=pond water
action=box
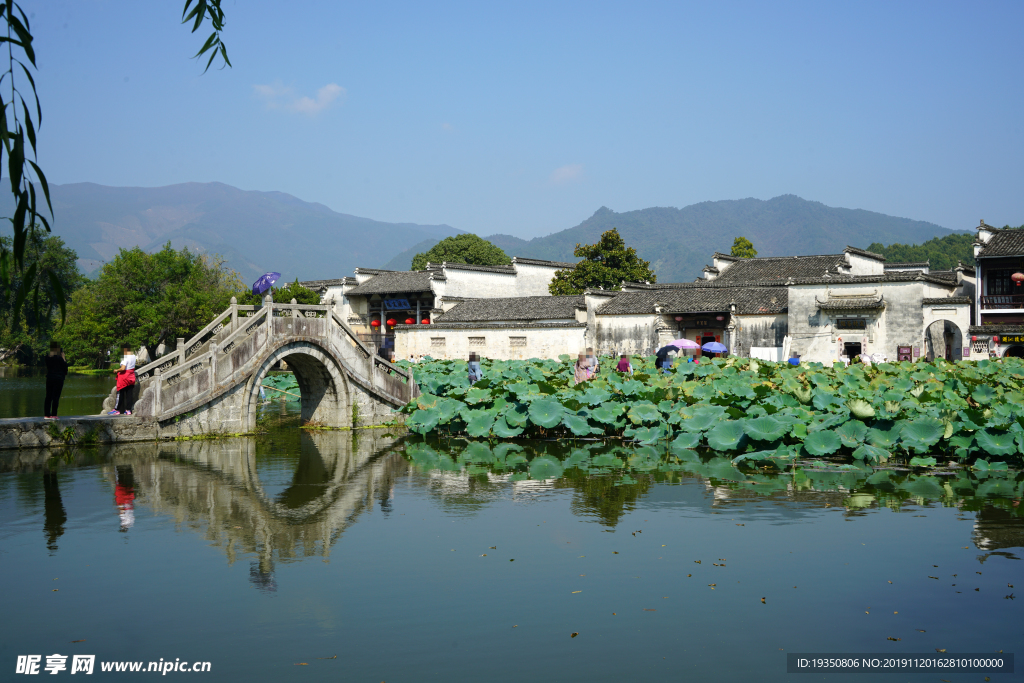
[0,374,1020,681]
[0,367,113,419]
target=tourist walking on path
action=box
[467,352,483,384]
[43,343,69,419]
[586,347,599,376]
[109,345,137,415]
[616,354,633,375]
[574,352,591,385]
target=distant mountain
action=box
[1,182,461,282]
[381,196,962,281]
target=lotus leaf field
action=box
[397,355,1024,467]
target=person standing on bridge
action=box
[108,345,137,416]
[44,342,69,419]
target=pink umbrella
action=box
[667,338,700,349]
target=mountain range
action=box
[387,195,966,282]
[6,182,963,284]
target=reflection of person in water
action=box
[114,465,136,532]
[43,469,68,553]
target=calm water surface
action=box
[0,367,112,418]
[0,391,1020,681]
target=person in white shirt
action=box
[109,345,138,415]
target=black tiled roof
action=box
[299,277,355,292]
[976,228,1024,258]
[713,254,848,283]
[434,262,516,274]
[884,262,929,269]
[597,287,787,316]
[816,295,885,310]
[512,257,577,268]
[787,272,957,287]
[843,246,886,261]
[435,295,583,322]
[922,297,972,305]
[968,325,1024,335]
[346,271,435,295]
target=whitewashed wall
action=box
[594,315,660,356]
[512,262,567,296]
[395,324,587,360]
[441,268,520,298]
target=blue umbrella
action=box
[252,272,281,296]
[701,341,728,354]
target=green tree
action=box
[0,1,231,335]
[237,278,319,305]
[865,232,977,270]
[548,228,655,295]
[410,234,511,271]
[730,236,757,258]
[0,230,84,363]
[53,243,242,367]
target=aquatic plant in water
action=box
[398,355,1024,466]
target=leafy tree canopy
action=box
[0,230,84,363]
[865,232,977,271]
[53,243,243,367]
[730,236,757,258]
[410,234,511,271]
[548,228,655,295]
[237,278,320,306]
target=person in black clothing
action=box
[44,342,69,419]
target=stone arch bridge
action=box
[109,298,419,438]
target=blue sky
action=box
[27,0,1024,238]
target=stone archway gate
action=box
[114,297,419,437]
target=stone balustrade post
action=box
[264,295,273,346]
[291,297,299,318]
[229,296,238,332]
[176,337,185,365]
[209,341,218,389]
[153,367,162,417]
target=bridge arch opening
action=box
[248,341,353,430]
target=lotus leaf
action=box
[578,388,614,406]
[706,421,748,452]
[528,398,565,429]
[803,430,842,455]
[975,429,1018,457]
[900,417,944,452]
[898,476,944,500]
[971,385,997,405]
[847,399,875,420]
[630,426,667,445]
[461,442,495,464]
[744,416,787,442]
[562,414,598,437]
[866,423,901,448]
[627,401,662,424]
[836,420,868,447]
[492,417,524,438]
[670,432,701,451]
[463,409,496,437]
[908,456,937,467]
[591,403,625,425]
[407,407,441,434]
[415,393,443,410]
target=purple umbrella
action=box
[252,272,281,296]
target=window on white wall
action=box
[430,337,446,350]
[469,337,486,348]
[509,336,526,347]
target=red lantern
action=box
[971,336,976,342]
[370,320,381,327]
[405,318,415,325]
[386,318,397,326]
[674,316,683,321]
[1012,272,1024,286]
[994,336,1000,345]
[421,318,430,325]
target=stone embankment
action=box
[0,415,158,450]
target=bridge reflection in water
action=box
[5,429,411,588]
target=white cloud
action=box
[253,82,346,115]
[549,163,584,185]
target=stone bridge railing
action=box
[119,297,419,427]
